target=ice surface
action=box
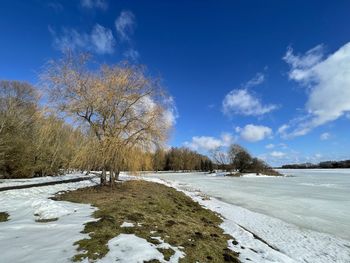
[142,170,350,240]
[141,170,350,263]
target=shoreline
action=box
[1,173,350,262]
[139,173,350,263]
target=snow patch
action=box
[0,173,92,188]
[120,221,134,228]
[94,234,185,263]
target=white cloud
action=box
[162,96,178,127]
[277,124,290,138]
[221,132,234,146]
[265,143,275,149]
[320,132,330,140]
[50,27,89,52]
[135,95,178,128]
[186,136,223,151]
[315,153,323,159]
[270,151,286,158]
[115,10,135,42]
[282,42,350,137]
[50,24,115,54]
[222,73,277,116]
[222,89,277,116]
[185,133,234,151]
[80,0,107,10]
[238,124,272,142]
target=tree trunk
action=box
[101,169,106,185]
[115,170,120,181]
[109,170,115,188]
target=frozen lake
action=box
[144,169,350,241]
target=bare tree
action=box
[228,144,253,172]
[42,53,172,186]
[211,148,231,171]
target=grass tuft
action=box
[35,218,58,223]
[0,212,9,222]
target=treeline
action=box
[281,160,350,169]
[0,54,214,181]
[0,53,277,181]
[0,81,84,178]
[153,147,213,172]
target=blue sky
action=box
[1,0,350,166]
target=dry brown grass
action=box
[56,180,240,262]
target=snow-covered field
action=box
[0,173,90,188]
[1,170,350,263]
[0,176,99,263]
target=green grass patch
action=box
[56,180,240,262]
[35,218,58,223]
[0,212,9,222]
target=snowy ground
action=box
[1,172,350,263]
[0,174,185,263]
[0,173,90,188]
[0,176,99,263]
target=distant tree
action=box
[212,148,231,171]
[153,147,166,171]
[228,144,253,172]
[282,159,350,169]
[166,148,183,171]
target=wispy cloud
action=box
[320,132,330,141]
[265,143,275,149]
[114,10,140,61]
[270,151,286,158]
[115,10,136,42]
[49,24,115,54]
[47,1,63,12]
[80,0,107,10]
[162,96,179,127]
[90,24,115,54]
[280,42,350,137]
[244,72,265,89]
[123,48,140,61]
